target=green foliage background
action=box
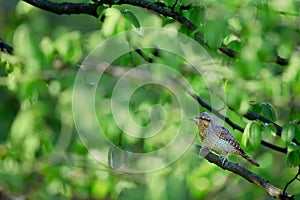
[0,0,300,199]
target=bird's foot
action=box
[221,154,229,166]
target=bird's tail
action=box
[241,152,260,167]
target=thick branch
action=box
[22,0,289,66]
[195,144,294,199]
[22,0,98,17]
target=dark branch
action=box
[22,0,98,17]
[0,38,13,54]
[195,144,294,199]
[22,0,289,66]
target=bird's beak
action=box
[190,118,200,125]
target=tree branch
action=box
[195,144,294,199]
[0,38,13,54]
[22,0,289,66]
[22,0,99,17]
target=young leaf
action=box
[227,40,241,52]
[121,10,140,29]
[203,18,228,50]
[242,122,251,148]
[286,150,300,167]
[249,122,262,149]
[281,123,295,144]
[97,6,106,20]
[260,102,276,121]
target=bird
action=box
[192,112,260,167]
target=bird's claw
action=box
[221,155,229,166]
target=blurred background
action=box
[0,0,299,199]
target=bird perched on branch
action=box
[192,112,259,167]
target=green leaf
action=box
[249,121,262,149]
[263,123,277,137]
[14,24,45,73]
[121,10,140,29]
[203,18,228,50]
[189,6,205,27]
[295,125,300,143]
[260,102,276,121]
[242,121,262,149]
[282,123,295,144]
[288,143,299,152]
[227,40,241,52]
[97,6,106,19]
[55,31,83,64]
[286,150,300,167]
[242,122,251,148]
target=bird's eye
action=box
[200,116,211,122]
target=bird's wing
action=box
[215,126,242,150]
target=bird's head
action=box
[191,112,212,126]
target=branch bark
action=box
[23,0,99,17]
[22,0,289,66]
[195,144,294,199]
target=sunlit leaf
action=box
[121,10,140,29]
[260,102,276,121]
[189,6,205,27]
[282,123,295,144]
[249,121,262,149]
[97,6,106,19]
[242,122,251,148]
[55,31,83,64]
[286,150,300,167]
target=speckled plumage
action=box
[193,112,259,167]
